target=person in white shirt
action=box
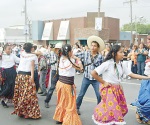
[73,43,81,75]
[44,42,62,108]
[131,58,150,124]
[53,44,83,125]
[12,43,41,119]
[0,43,20,108]
[32,44,40,92]
[91,45,150,125]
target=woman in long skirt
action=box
[91,45,150,125]
[53,44,83,125]
[0,43,20,108]
[131,59,150,124]
[12,43,41,119]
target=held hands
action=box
[147,75,150,79]
[103,82,112,88]
[78,61,84,73]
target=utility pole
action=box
[95,0,103,37]
[25,0,27,43]
[98,0,102,17]
[124,0,137,44]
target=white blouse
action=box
[95,59,132,84]
[1,53,20,68]
[144,62,150,76]
[18,52,37,72]
[59,56,75,77]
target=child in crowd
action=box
[91,45,150,125]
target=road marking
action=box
[121,81,140,86]
[83,97,136,111]
[53,93,136,111]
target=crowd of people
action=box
[0,35,150,125]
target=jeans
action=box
[131,61,137,74]
[39,69,47,93]
[137,61,145,75]
[76,77,101,109]
[45,70,59,103]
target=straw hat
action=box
[87,35,105,51]
[39,47,47,55]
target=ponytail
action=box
[62,44,80,69]
[104,45,121,70]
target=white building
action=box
[0,25,31,44]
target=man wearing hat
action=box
[44,42,62,108]
[76,36,105,115]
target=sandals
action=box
[146,121,150,125]
[136,112,143,124]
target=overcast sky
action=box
[0,0,150,28]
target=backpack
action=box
[39,56,48,71]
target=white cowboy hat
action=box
[39,47,47,55]
[55,42,62,49]
[87,35,105,51]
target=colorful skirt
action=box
[92,84,128,125]
[12,74,41,119]
[53,81,82,125]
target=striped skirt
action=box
[12,74,41,119]
[53,81,82,125]
[92,84,128,125]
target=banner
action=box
[95,17,102,31]
[42,22,53,40]
[57,20,70,40]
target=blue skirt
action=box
[131,80,150,122]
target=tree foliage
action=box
[121,22,150,34]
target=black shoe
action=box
[41,92,47,96]
[38,92,43,94]
[1,100,9,108]
[45,102,49,108]
[56,121,62,124]
[77,109,81,115]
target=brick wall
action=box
[74,28,109,41]
[45,17,86,45]
[87,12,105,28]
[103,17,120,41]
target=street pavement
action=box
[0,74,147,125]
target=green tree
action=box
[121,22,150,34]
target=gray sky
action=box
[0,0,150,28]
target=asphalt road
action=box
[0,74,147,125]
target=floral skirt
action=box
[12,74,41,119]
[53,81,82,125]
[92,84,128,125]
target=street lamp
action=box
[134,16,144,45]
[21,0,28,43]
[25,0,27,43]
